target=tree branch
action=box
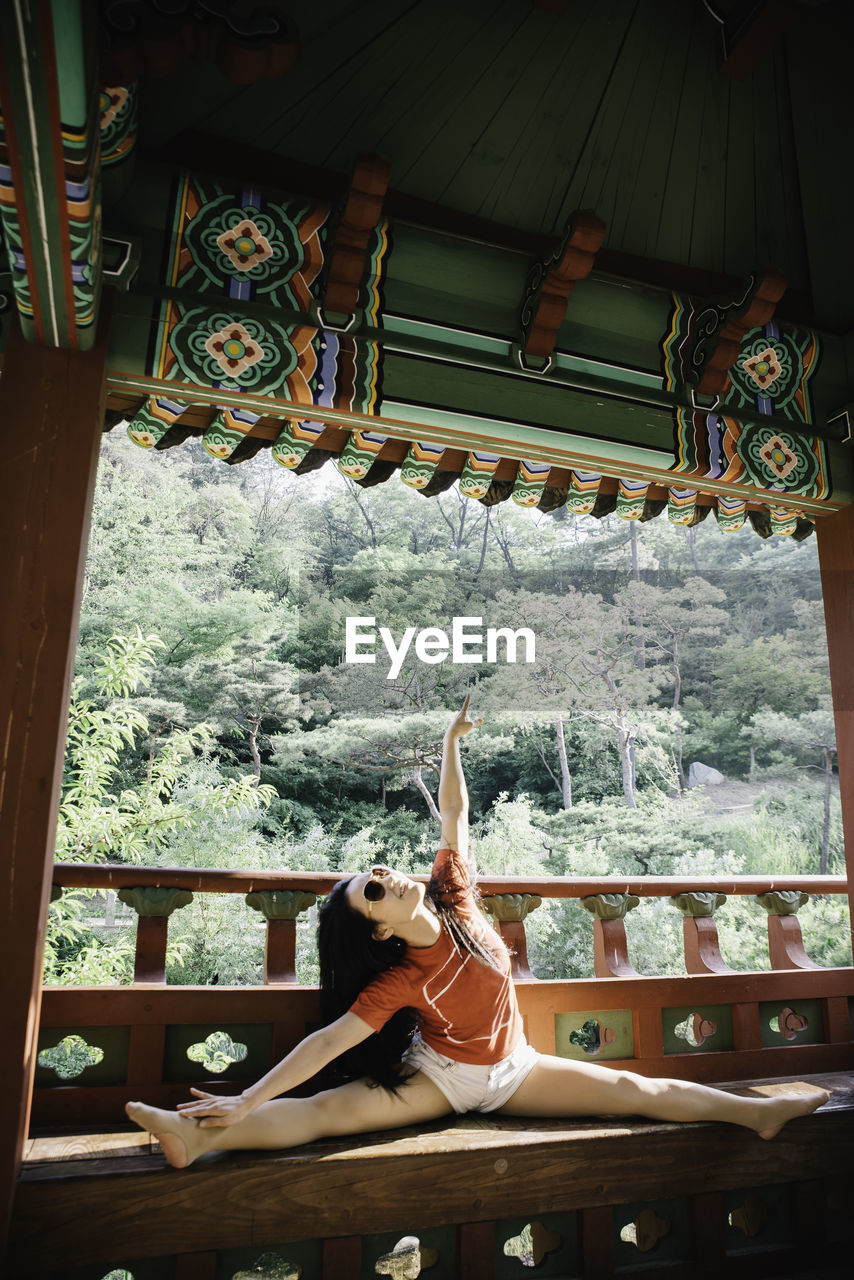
[411,764,441,824]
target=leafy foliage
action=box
[48,628,274,984]
[56,431,844,984]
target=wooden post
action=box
[579,894,640,978]
[670,892,733,975]
[174,1252,217,1280]
[133,917,170,983]
[457,1221,495,1280]
[244,890,316,984]
[322,1236,362,1277]
[118,886,194,983]
[481,893,542,981]
[816,507,854,960]
[579,1205,614,1280]
[265,918,299,984]
[0,314,108,1256]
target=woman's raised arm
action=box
[438,694,480,855]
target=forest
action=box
[47,430,850,993]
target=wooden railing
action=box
[50,863,848,984]
[35,864,853,1128]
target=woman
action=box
[127,698,827,1168]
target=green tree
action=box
[623,577,728,790]
[47,630,274,983]
[747,701,838,872]
[480,587,666,808]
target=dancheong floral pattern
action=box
[128,172,389,460]
[179,183,324,308]
[741,347,783,391]
[736,424,821,492]
[664,303,829,508]
[169,308,305,397]
[725,326,813,420]
[203,320,266,378]
[757,433,798,481]
[215,218,274,272]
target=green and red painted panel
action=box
[0,0,102,348]
[124,171,389,463]
[664,298,828,536]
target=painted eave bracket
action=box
[520,209,606,365]
[320,152,390,327]
[669,266,787,400]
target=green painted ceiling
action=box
[131,0,854,333]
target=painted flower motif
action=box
[758,434,799,480]
[99,86,128,130]
[128,429,156,448]
[204,322,265,378]
[339,462,369,479]
[742,346,783,391]
[275,451,301,468]
[216,219,274,272]
[204,440,233,459]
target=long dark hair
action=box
[318,870,510,1093]
[318,879,419,1093]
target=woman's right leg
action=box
[126,1071,453,1168]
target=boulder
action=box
[687,761,724,788]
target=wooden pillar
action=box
[0,314,108,1256]
[816,507,854,959]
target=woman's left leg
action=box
[497,1055,828,1139]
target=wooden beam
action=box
[816,505,854,957]
[0,0,102,347]
[49,862,846,899]
[151,133,817,324]
[0,311,108,1258]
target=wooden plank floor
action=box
[12,1072,854,1270]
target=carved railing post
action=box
[481,893,542,981]
[756,891,819,970]
[245,890,317,984]
[117,887,193,984]
[669,892,733,975]
[579,894,640,978]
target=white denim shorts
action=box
[404,1035,540,1113]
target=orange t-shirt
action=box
[350,848,523,1065]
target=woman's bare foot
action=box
[755,1089,829,1140]
[125,1101,211,1168]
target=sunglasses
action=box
[363,866,392,904]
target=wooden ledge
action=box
[12,1073,853,1270]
